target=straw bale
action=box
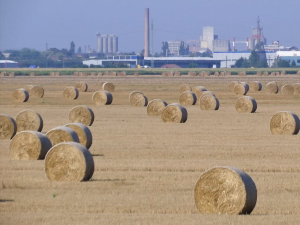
[229,81,239,92]
[64,123,92,149]
[162,72,168,77]
[69,105,94,126]
[238,71,246,76]
[129,91,148,107]
[275,72,280,76]
[204,71,210,77]
[24,85,34,94]
[133,72,139,76]
[249,81,262,92]
[16,109,43,132]
[270,72,276,76]
[13,88,29,102]
[92,91,113,106]
[292,83,300,94]
[30,85,44,98]
[214,72,219,77]
[30,72,35,77]
[281,84,294,96]
[194,166,257,215]
[147,99,168,116]
[45,142,94,182]
[193,86,207,98]
[117,72,121,76]
[63,87,79,100]
[161,103,187,123]
[198,71,205,77]
[266,82,278,94]
[0,72,7,77]
[74,72,79,76]
[297,71,300,76]
[274,81,282,89]
[174,71,181,77]
[9,72,15,77]
[102,82,115,92]
[46,126,79,146]
[220,71,225,76]
[55,72,60,77]
[240,82,249,92]
[97,72,103,76]
[179,84,192,93]
[104,71,109,76]
[256,71,262,76]
[233,84,248,95]
[90,72,96,76]
[179,91,197,105]
[281,71,286,76]
[270,111,300,135]
[10,131,52,160]
[199,95,219,110]
[109,71,117,76]
[262,71,268,76]
[80,72,88,76]
[0,114,17,140]
[226,71,231,76]
[98,81,106,88]
[188,71,197,77]
[50,72,55,76]
[235,96,257,113]
[200,91,215,98]
[75,81,88,92]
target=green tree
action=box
[291,60,296,67]
[0,52,5,60]
[69,41,75,57]
[179,41,185,56]
[189,63,198,68]
[161,42,169,56]
[77,47,81,53]
[234,57,249,68]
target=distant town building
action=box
[200,26,229,52]
[187,40,200,53]
[0,60,18,68]
[167,40,189,56]
[96,33,118,54]
[277,51,300,67]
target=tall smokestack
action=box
[144,8,149,57]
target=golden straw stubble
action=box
[179,91,197,105]
[75,81,88,92]
[199,95,219,110]
[46,126,79,146]
[194,166,257,215]
[161,103,187,123]
[281,84,294,96]
[69,105,95,126]
[10,131,52,160]
[270,111,300,135]
[45,142,94,182]
[249,81,262,92]
[63,87,79,100]
[266,82,278,94]
[16,109,43,132]
[13,88,29,102]
[92,91,113,106]
[64,123,92,149]
[235,96,257,113]
[102,82,115,92]
[129,91,148,107]
[0,114,17,140]
[179,84,192,94]
[147,99,168,116]
[30,85,44,98]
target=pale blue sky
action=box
[0,0,299,53]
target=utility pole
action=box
[151,20,154,68]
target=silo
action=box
[113,35,118,54]
[97,33,103,53]
[102,34,108,54]
[108,35,113,54]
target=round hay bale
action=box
[204,71,210,77]
[270,111,300,135]
[214,71,219,77]
[9,72,15,77]
[129,91,148,107]
[188,71,197,77]
[229,81,239,92]
[256,71,262,76]
[102,82,115,92]
[220,71,225,76]
[74,72,79,76]
[55,72,60,77]
[98,81,106,88]
[75,81,88,92]
[266,82,278,94]
[249,81,262,92]
[90,72,96,76]
[162,72,168,77]
[274,81,282,89]
[193,86,207,98]
[147,99,168,116]
[13,88,29,102]
[281,84,294,96]
[133,72,139,76]
[69,105,94,126]
[0,72,7,77]
[226,71,231,76]
[281,71,286,76]
[30,85,44,98]
[174,71,181,77]
[64,123,92,149]
[297,71,300,76]
[235,96,257,113]
[30,72,35,77]
[198,71,205,77]
[292,83,300,94]
[63,87,79,100]
[200,91,215,98]
[97,72,103,76]
[179,84,192,94]
[233,84,248,95]
[46,126,79,146]
[80,72,88,76]
[240,82,249,92]
[50,72,55,77]
[10,131,52,160]
[262,71,268,76]
[45,142,94,182]
[238,71,246,76]
[194,166,257,215]
[199,95,219,110]
[104,71,109,76]
[92,91,113,106]
[16,109,43,132]
[161,103,187,123]
[109,71,117,76]
[275,72,280,76]
[0,114,17,140]
[179,91,197,106]
[24,85,34,94]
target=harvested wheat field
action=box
[1,74,300,224]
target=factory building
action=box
[200,27,230,52]
[96,33,118,54]
[277,51,300,67]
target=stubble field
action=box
[0,75,300,225]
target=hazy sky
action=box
[1,0,299,53]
